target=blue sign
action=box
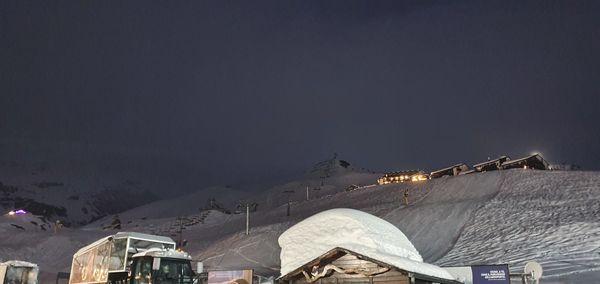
[472,265,510,284]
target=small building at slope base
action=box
[277,208,461,284]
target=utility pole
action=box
[177,216,184,249]
[306,185,309,201]
[245,203,250,235]
[283,190,294,216]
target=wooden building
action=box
[472,156,510,172]
[500,154,549,170]
[279,247,461,284]
[278,209,460,284]
[429,164,470,179]
[377,171,429,185]
[457,169,476,176]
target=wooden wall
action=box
[289,254,409,284]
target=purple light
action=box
[14,209,27,215]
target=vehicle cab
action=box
[129,248,195,284]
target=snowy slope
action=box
[384,171,504,261]
[87,186,247,228]
[0,212,109,281]
[262,158,380,211]
[195,170,600,282]
[435,170,600,282]
[1,168,599,283]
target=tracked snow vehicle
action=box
[68,232,194,284]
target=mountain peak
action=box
[307,155,363,178]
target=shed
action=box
[472,156,510,172]
[280,247,461,284]
[278,209,460,284]
[430,164,470,179]
[500,154,549,170]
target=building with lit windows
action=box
[377,170,429,185]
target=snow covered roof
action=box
[132,248,191,260]
[113,231,175,244]
[382,170,425,177]
[500,154,549,168]
[430,163,469,175]
[1,260,38,268]
[74,232,175,256]
[278,208,456,281]
[472,156,510,168]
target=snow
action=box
[472,156,509,167]
[1,260,38,268]
[89,186,247,222]
[434,170,600,279]
[197,169,600,282]
[132,248,191,260]
[384,171,503,261]
[73,232,175,256]
[278,208,455,281]
[1,164,600,283]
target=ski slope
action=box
[193,170,600,283]
[1,167,599,283]
[435,170,600,282]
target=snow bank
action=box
[278,208,455,280]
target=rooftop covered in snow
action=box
[278,208,457,282]
[74,231,176,256]
[500,154,550,170]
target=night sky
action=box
[1,1,599,190]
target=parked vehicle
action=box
[67,232,194,284]
[0,260,39,284]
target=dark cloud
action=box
[1,1,599,190]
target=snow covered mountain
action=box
[1,161,599,283]
[306,156,372,178]
[0,159,158,226]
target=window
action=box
[110,238,128,271]
[132,257,153,284]
[5,266,38,284]
[155,259,194,284]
